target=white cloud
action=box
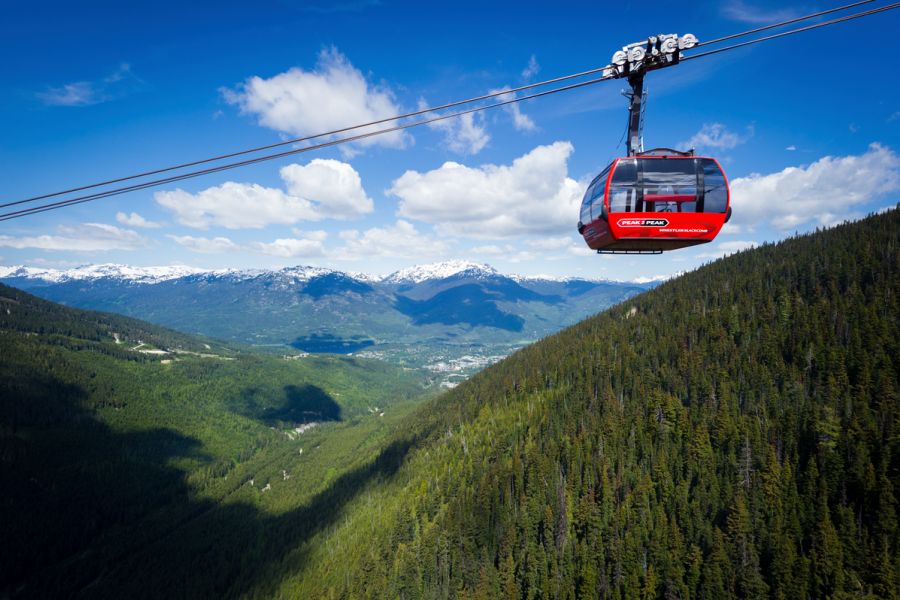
[632,273,677,284]
[490,87,536,132]
[422,100,490,155]
[521,55,540,80]
[116,211,161,229]
[469,236,591,261]
[156,183,315,229]
[280,159,373,219]
[785,145,797,151]
[721,1,802,24]
[336,220,449,259]
[697,240,758,259]
[0,223,148,252]
[526,235,594,257]
[470,244,510,255]
[222,48,409,155]
[291,228,328,241]
[730,143,900,231]
[168,231,327,257]
[525,236,575,251]
[37,64,144,107]
[250,237,326,258]
[681,123,750,151]
[168,235,240,254]
[390,141,583,239]
[155,159,372,229]
[38,82,97,107]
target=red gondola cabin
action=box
[578,151,731,254]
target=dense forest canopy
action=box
[276,209,899,599]
[1,208,897,598]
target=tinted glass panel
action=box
[609,159,637,213]
[640,158,697,212]
[702,159,728,213]
[581,164,611,222]
[589,174,606,219]
[580,183,593,224]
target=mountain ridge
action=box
[0,260,650,286]
[1,261,646,374]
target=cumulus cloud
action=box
[469,236,590,261]
[290,228,328,241]
[250,235,326,258]
[336,220,449,259]
[525,236,575,251]
[681,123,750,151]
[37,63,145,107]
[470,244,510,255]
[168,231,327,257]
[222,48,409,155]
[155,159,373,229]
[421,98,490,155]
[729,143,900,231]
[0,223,148,251]
[167,235,240,254]
[116,211,162,229]
[490,87,536,132]
[390,141,583,238]
[280,159,373,219]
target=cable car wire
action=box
[3,0,899,222]
[684,1,900,61]
[693,0,877,48]
[4,0,888,215]
[0,75,613,222]
[0,66,615,211]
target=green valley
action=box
[2,209,898,598]
[0,285,430,597]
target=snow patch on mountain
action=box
[382,261,499,284]
[0,261,659,287]
[0,263,207,284]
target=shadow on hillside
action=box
[237,384,342,425]
[2,371,421,598]
[394,284,526,331]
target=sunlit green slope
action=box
[273,209,900,599]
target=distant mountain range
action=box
[0,261,647,373]
[0,260,640,286]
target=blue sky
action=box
[1,0,899,281]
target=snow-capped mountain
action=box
[0,260,646,367]
[381,261,500,284]
[0,263,345,286]
[0,261,649,287]
[0,263,208,284]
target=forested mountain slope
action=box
[270,210,900,599]
[0,285,429,598]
